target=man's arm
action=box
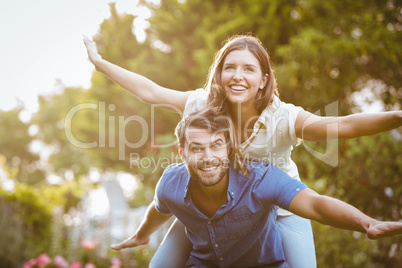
[288,188,402,239]
[111,201,172,250]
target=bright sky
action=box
[0,0,153,116]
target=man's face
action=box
[181,127,230,187]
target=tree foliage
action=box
[0,0,401,266]
[0,109,45,185]
[94,0,402,266]
[0,183,52,267]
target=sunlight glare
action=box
[117,172,139,198]
[87,187,110,217]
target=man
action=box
[112,110,402,267]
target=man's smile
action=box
[197,161,220,172]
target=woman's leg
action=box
[277,214,317,268]
[149,219,193,268]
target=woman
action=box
[84,34,401,267]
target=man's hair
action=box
[175,109,248,175]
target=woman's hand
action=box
[81,35,191,110]
[83,35,103,67]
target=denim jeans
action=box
[277,214,317,268]
[150,214,316,268]
[149,219,192,268]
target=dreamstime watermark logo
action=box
[64,100,340,170]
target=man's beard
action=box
[187,158,230,187]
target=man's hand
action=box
[367,220,402,240]
[110,201,172,251]
[111,234,150,250]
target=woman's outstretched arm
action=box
[295,110,402,141]
[83,36,192,112]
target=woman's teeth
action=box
[231,86,246,91]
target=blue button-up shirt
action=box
[154,162,307,268]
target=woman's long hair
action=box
[204,34,279,116]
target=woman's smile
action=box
[221,49,267,106]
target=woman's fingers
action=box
[83,36,102,64]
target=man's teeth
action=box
[200,166,218,171]
[231,86,246,91]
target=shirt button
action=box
[220,257,224,261]
[215,244,219,247]
[207,221,211,224]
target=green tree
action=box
[139,0,402,265]
[32,3,180,189]
[25,0,401,266]
[275,0,401,113]
[0,108,45,185]
[86,3,181,185]
[0,183,52,267]
[33,87,91,181]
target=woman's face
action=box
[220,49,267,108]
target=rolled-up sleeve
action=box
[183,88,207,117]
[279,101,304,147]
[153,177,171,214]
[256,165,308,210]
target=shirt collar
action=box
[257,95,281,128]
